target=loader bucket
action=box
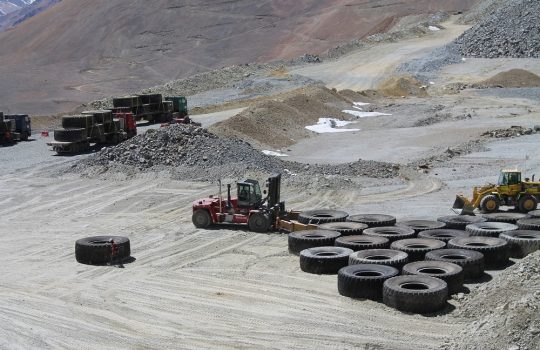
[453,195,476,216]
[453,195,465,209]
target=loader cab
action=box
[498,171,521,186]
[237,179,262,208]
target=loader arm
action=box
[453,184,497,214]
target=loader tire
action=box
[288,230,341,255]
[75,236,130,265]
[465,222,518,237]
[300,246,352,274]
[479,195,500,213]
[363,226,415,243]
[500,230,540,258]
[518,195,537,213]
[62,115,94,129]
[338,264,399,300]
[53,128,86,142]
[516,218,540,230]
[436,215,487,230]
[318,222,367,235]
[448,237,509,268]
[402,261,464,295]
[425,249,484,280]
[349,249,408,270]
[347,214,396,227]
[335,235,390,251]
[298,209,349,225]
[481,212,528,224]
[418,229,470,243]
[390,238,446,262]
[248,212,270,233]
[192,209,212,228]
[399,220,445,234]
[383,275,448,314]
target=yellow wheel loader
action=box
[454,170,540,214]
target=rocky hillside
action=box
[0,0,34,16]
[0,0,58,31]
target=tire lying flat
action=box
[298,209,349,225]
[425,249,485,280]
[390,238,446,262]
[363,226,415,243]
[75,236,131,265]
[499,230,540,258]
[338,264,399,300]
[335,235,390,251]
[399,220,446,234]
[465,222,518,237]
[418,229,470,243]
[349,249,408,270]
[383,275,448,314]
[318,222,367,236]
[481,212,528,224]
[402,261,464,295]
[300,246,353,274]
[288,230,341,255]
[347,214,396,227]
[436,215,487,230]
[448,237,509,268]
[516,218,540,231]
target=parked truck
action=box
[47,110,137,154]
[0,112,20,145]
[112,94,173,124]
[165,96,191,124]
[3,114,31,141]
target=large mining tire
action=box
[75,236,130,265]
[335,235,390,251]
[518,195,538,213]
[390,238,446,262]
[300,246,353,274]
[347,214,396,227]
[248,212,270,233]
[402,261,464,295]
[399,220,446,234]
[448,237,509,268]
[297,209,349,225]
[436,215,487,230]
[349,249,408,270]
[383,275,448,314]
[288,230,341,255]
[481,212,528,224]
[363,226,416,243]
[192,209,212,228]
[479,195,500,213]
[62,115,94,129]
[418,229,470,243]
[425,249,484,280]
[318,222,367,235]
[527,210,540,218]
[338,264,399,300]
[516,218,540,231]
[465,222,518,237]
[499,230,540,258]
[53,128,86,142]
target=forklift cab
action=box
[237,179,262,208]
[498,171,521,186]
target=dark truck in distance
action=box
[112,94,173,123]
[3,114,31,141]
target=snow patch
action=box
[262,150,288,157]
[428,26,441,31]
[353,101,370,107]
[342,110,392,118]
[305,118,360,134]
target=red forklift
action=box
[192,174,285,232]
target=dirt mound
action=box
[377,75,429,97]
[477,69,540,88]
[444,250,540,350]
[209,86,354,149]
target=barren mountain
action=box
[0,0,58,31]
[0,0,479,115]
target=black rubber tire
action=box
[390,238,446,262]
[480,195,500,213]
[349,249,408,270]
[318,222,367,235]
[436,215,487,230]
[425,249,485,280]
[54,128,86,142]
[399,220,446,234]
[335,235,390,251]
[300,246,353,274]
[297,209,349,225]
[383,275,448,314]
[288,230,341,255]
[418,229,470,243]
[465,222,518,237]
[518,195,538,213]
[347,214,396,227]
[516,218,540,231]
[402,261,464,295]
[82,110,113,124]
[62,115,94,129]
[338,264,399,300]
[448,237,509,268]
[500,230,540,258]
[481,212,528,224]
[75,236,130,265]
[192,209,211,228]
[527,210,540,218]
[363,226,416,243]
[88,124,105,138]
[248,212,270,233]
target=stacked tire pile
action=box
[288,210,540,314]
[53,111,113,143]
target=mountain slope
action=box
[0,0,58,31]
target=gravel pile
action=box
[454,0,540,58]
[71,124,400,181]
[481,126,537,138]
[443,250,540,350]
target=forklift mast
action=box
[266,173,281,208]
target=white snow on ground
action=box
[305,118,360,133]
[262,150,289,157]
[342,110,392,118]
[353,101,370,106]
[428,26,441,31]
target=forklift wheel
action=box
[192,210,211,228]
[248,213,270,233]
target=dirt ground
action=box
[0,13,539,350]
